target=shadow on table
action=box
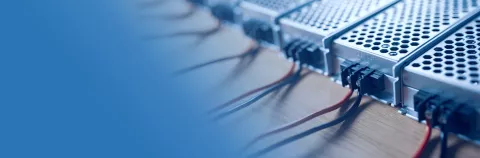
[302,98,374,158]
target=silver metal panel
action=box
[206,0,238,6]
[240,0,308,22]
[330,0,480,106]
[281,0,394,39]
[404,17,480,104]
[334,0,480,72]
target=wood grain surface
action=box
[141,1,480,157]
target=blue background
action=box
[0,1,239,157]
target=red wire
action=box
[243,89,354,149]
[207,63,296,114]
[413,119,432,158]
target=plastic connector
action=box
[242,19,274,44]
[340,60,357,87]
[455,105,480,139]
[414,91,436,122]
[211,3,236,23]
[340,60,385,94]
[282,39,322,67]
[414,91,480,140]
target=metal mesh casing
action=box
[281,0,394,38]
[239,0,308,22]
[333,0,480,75]
[404,17,480,108]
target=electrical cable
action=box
[249,90,365,158]
[243,89,354,150]
[440,126,448,158]
[161,20,222,38]
[160,3,197,20]
[207,63,296,114]
[412,119,432,158]
[212,66,304,120]
[173,43,260,75]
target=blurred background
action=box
[1,0,479,158]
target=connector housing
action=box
[340,60,385,94]
[413,91,480,141]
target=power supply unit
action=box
[331,0,480,106]
[238,0,312,45]
[278,0,399,73]
[402,16,480,142]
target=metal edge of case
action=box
[322,0,401,76]
[396,7,480,108]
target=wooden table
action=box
[141,1,480,157]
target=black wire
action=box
[440,125,449,158]
[212,66,303,120]
[173,46,261,75]
[249,91,365,158]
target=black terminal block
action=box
[413,91,480,140]
[455,104,480,139]
[211,3,236,23]
[339,60,385,94]
[242,19,275,44]
[282,39,323,67]
[340,60,357,87]
[414,90,436,122]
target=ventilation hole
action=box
[445,45,454,49]
[466,40,476,44]
[412,63,421,67]
[423,66,431,70]
[434,47,443,51]
[471,80,479,85]
[467,50,477,54]
[458,76,467,80]
[423,55,432,59]
[433,69,442,73]
[456,58,466,62]
[423,61,432,65]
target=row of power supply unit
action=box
[187,0,480,144]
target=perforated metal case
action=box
[239,0,309,22]
[278,0,398,71]
[403,17,480,120]
[331,0,480,105]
